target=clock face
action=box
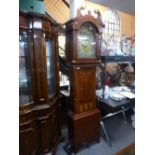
[78,23,96,58]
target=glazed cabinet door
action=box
[45,36,57,99]
[19,29,37,155]
[19,31,34,105]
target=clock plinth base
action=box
[67,109,100,153]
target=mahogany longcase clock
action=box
[64,7,104,153]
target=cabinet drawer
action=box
[19,110,36,123]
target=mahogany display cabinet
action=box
[19,11,61,155]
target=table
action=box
[97,96,135,146]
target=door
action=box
[72,65,96,113]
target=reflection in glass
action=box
[19,34,32,104]
[46,39,55,98]
[58,35,66,57]
[78,23,96,58]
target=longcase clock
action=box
[64,7,104,153]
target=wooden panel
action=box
[19,109,35,123]
[71,65,96,113]
[37,118,50,154]
[33,31,48,101]
[28,31,38,101]
[49,103,61,154]
[20,128,37,155]
[50,111,58,143]
[68,110,100,152]
[19,13,29,28]
[20,122,37,155]
[42,20,51,31]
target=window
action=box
[102,10,120,43]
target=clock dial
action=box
[78,23,96,58]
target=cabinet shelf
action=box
[101,56,135,63]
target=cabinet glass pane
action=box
[19,34,32,104]
[58,35,66,57]
[78,23,96,58]
[46,39,55,98]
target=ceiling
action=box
[89,0,135,16]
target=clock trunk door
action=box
[73,66,96,113]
